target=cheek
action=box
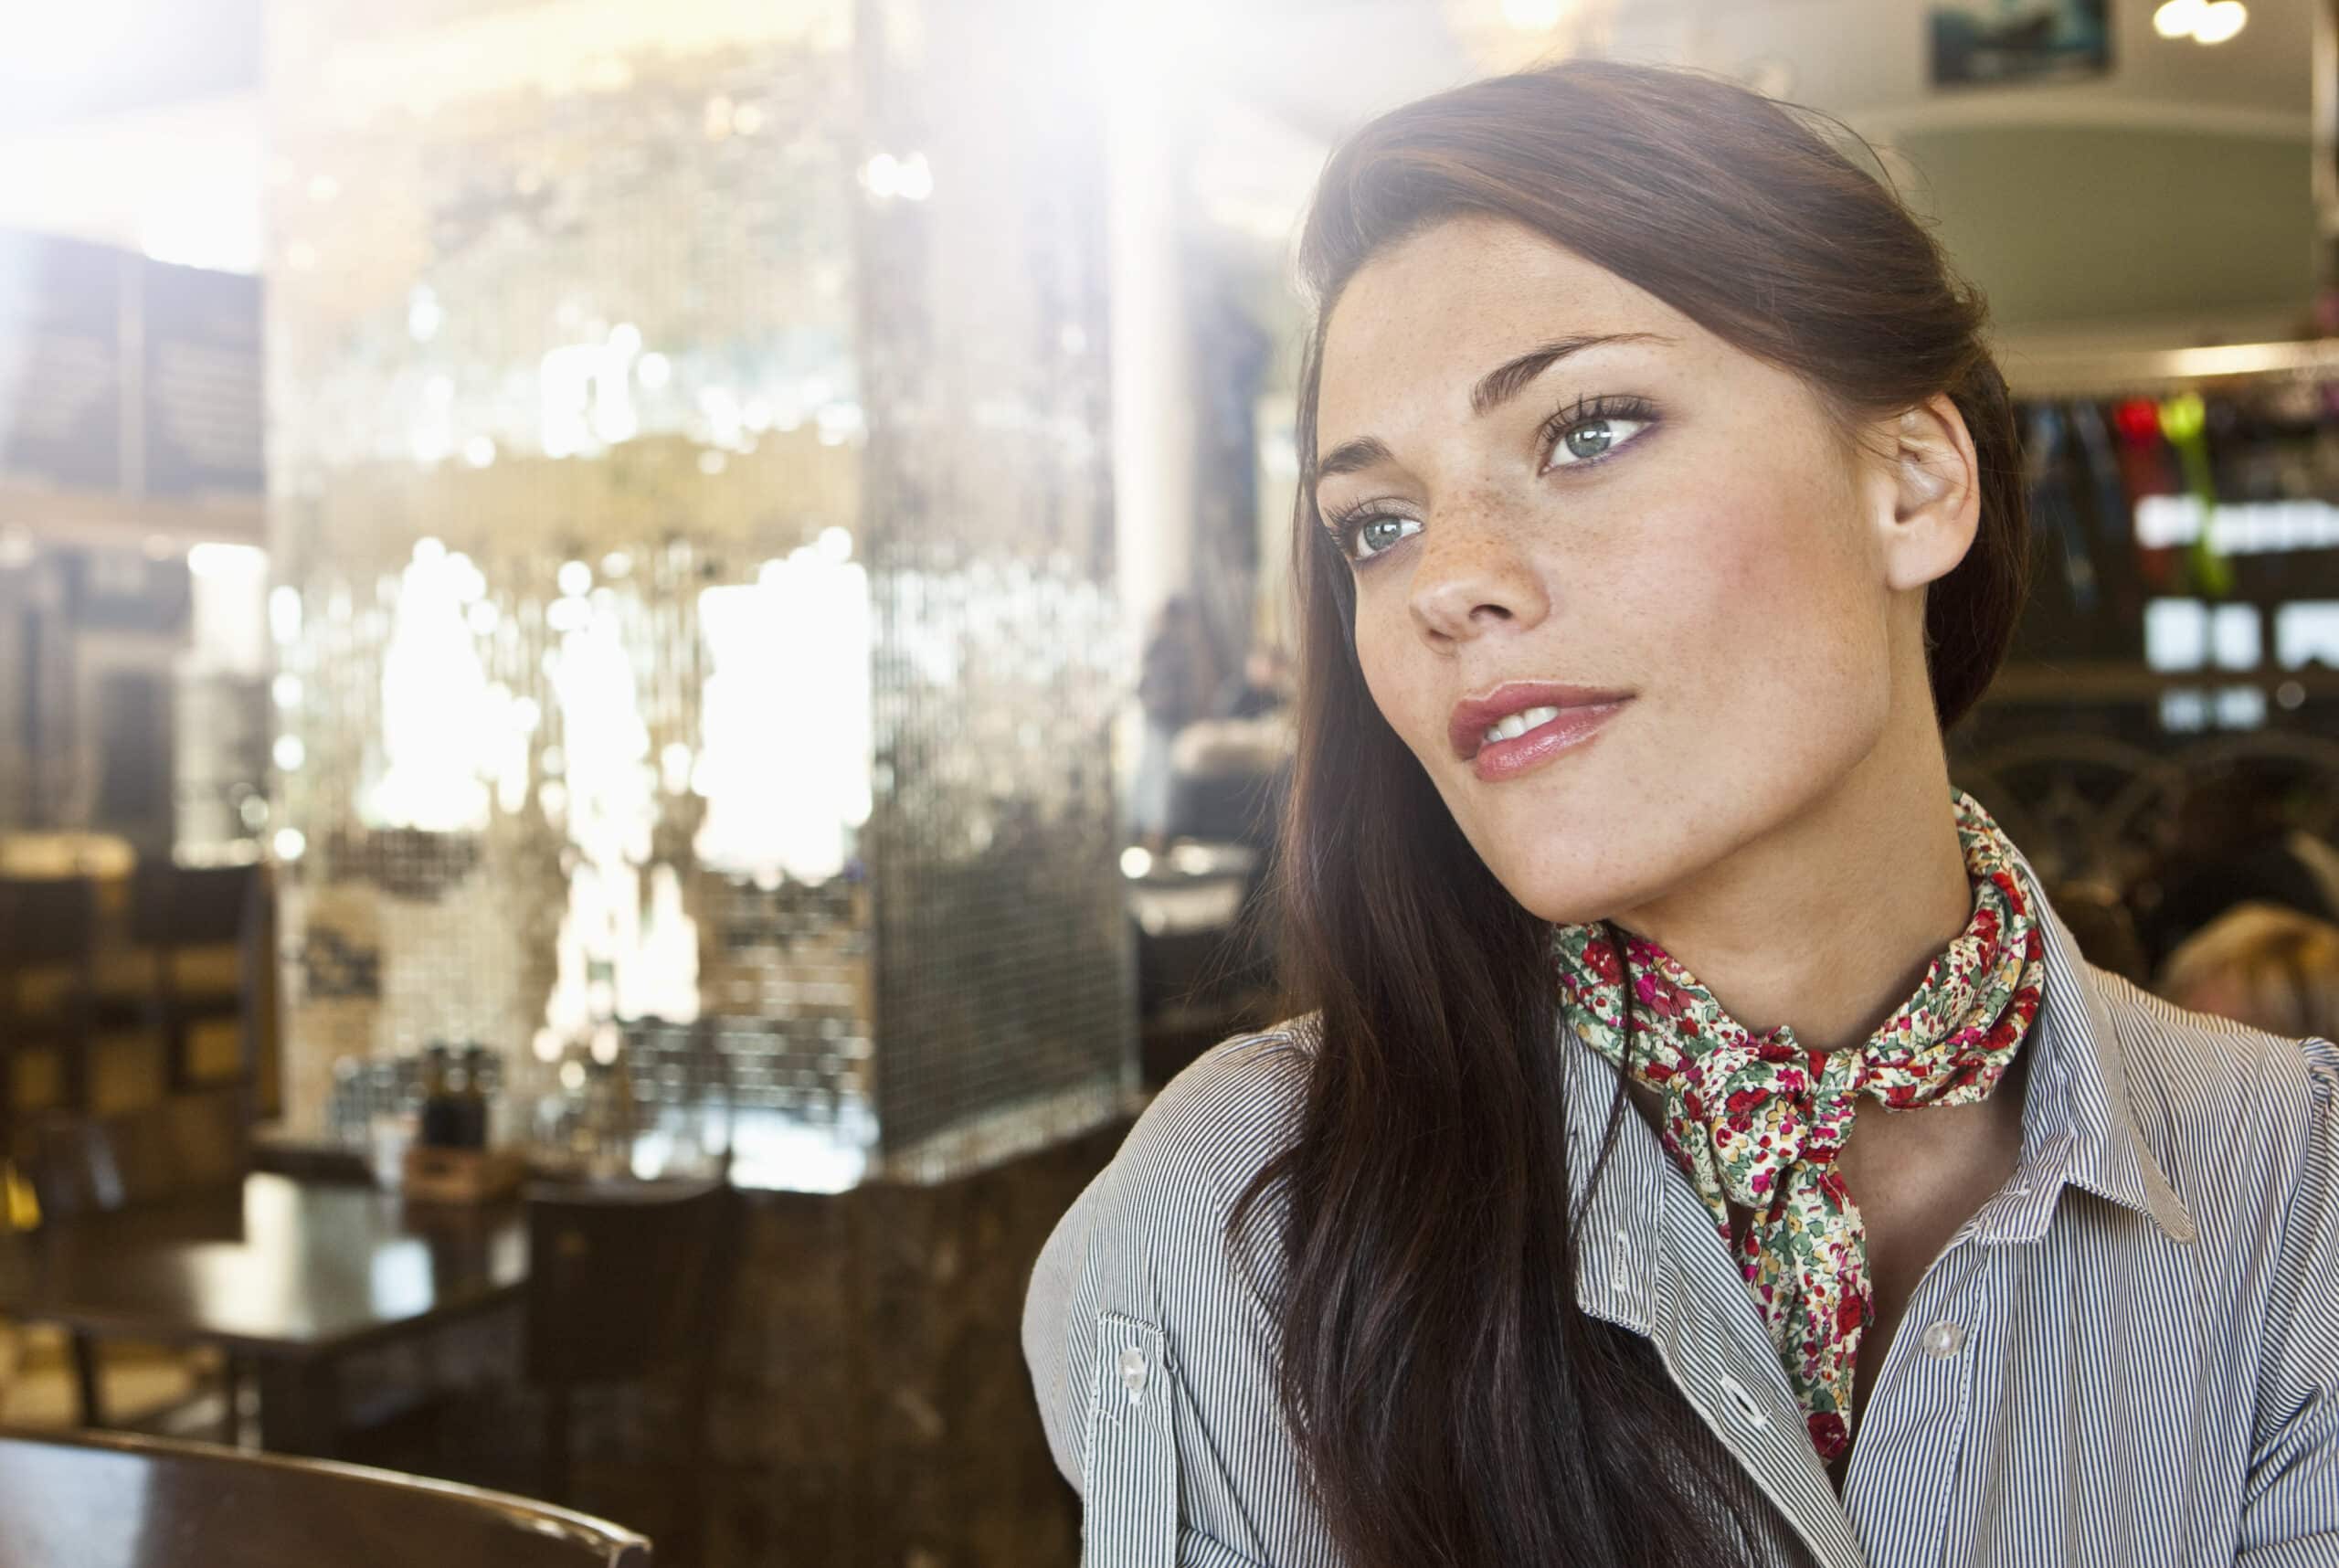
[1641,474,1886,728]
[1354,601,1433,758]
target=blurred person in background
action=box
[1027,59,2338,1568]
[1213,641,1295,721]
[2159,901,2339,1042]
[1131,596,1212,853]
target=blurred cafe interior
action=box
[4,0,2339,1563]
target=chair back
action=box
[26,1089,249,1223]
[524,1176,734,1389]
[126,861,262,1092]
[0,875,100,969]
[0,876,104,1154]
[128,863,257,948]
[0,1426,652,1567]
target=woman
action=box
[1023,61,2339,1568]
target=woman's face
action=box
[1313,216,1965,926]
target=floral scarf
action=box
[1551,788,2045,1462]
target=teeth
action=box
[1483,705,1563,746]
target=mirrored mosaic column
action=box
[264,0,1132,1186]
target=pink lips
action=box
[1448,682,1633,783]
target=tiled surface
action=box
[263,0,1132,1184]
[854,0,1131,1158]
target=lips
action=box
[1448,682,1633,782]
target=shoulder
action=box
[2085,964,2336,1247]
[2090,963,2334,1144]
[1110,1021,1318,1214]
[1020,1022,1318,1486]
[1060,1020,1318,1326]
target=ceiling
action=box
[0,0,2318,275]
[0,0,260,134]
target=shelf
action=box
[1984,661,2339,705]
[2002,338,2339,400]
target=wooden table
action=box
[0,1426,650,1567]
[0,1173,527,1456]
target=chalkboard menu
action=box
[0,228,262,502]
[0,229,125,492]
[142,258,263,498]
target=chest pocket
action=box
[1082,1310,1178,1566]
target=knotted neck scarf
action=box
[1551,789,2045,1463]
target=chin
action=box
[1455,815,1656,929]
[1498,874,1638,930]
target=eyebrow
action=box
[1312,330,1677,484]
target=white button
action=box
[1613,1228,1631,1249]
[1118,1347,1148,1404]
[1716,1375,1769,1429]
[1919,1320,1965,1359]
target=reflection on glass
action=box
[694,545,872,883]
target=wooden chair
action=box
[0,876,103,1153]
[0,1425,651,1567]
[127,863,261,1096]
[524,1177,736,1559]
[21,1090,252,1436]
[25,1089,248,1215]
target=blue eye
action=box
[1541,394,1659,471]
[1552,414,1648,465]
[1349,514,1421,562]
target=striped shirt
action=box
[1021,856,2339,1566]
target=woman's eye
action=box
[1550,414,1651,469]
[1350,515,1420,561]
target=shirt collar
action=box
[1565,1042,1669,1333]
[1989,846,2197,1246]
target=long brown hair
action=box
[1231,60,2030,1566]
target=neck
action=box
[1607,709,1974,1056]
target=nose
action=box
[1406,512,1551,650]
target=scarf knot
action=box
[1553,789,2046,1464]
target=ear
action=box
[1869,393,1981,593]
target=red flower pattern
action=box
[1551,789,2045,1466]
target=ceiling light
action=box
[2153,0,2205,37]
[2154,0,2246,42]
[2192,0,2247,43]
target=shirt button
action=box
[1919,1320,1965,1359]
[1118,1347,1148,1404]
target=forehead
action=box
[1317,216,1704,437]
